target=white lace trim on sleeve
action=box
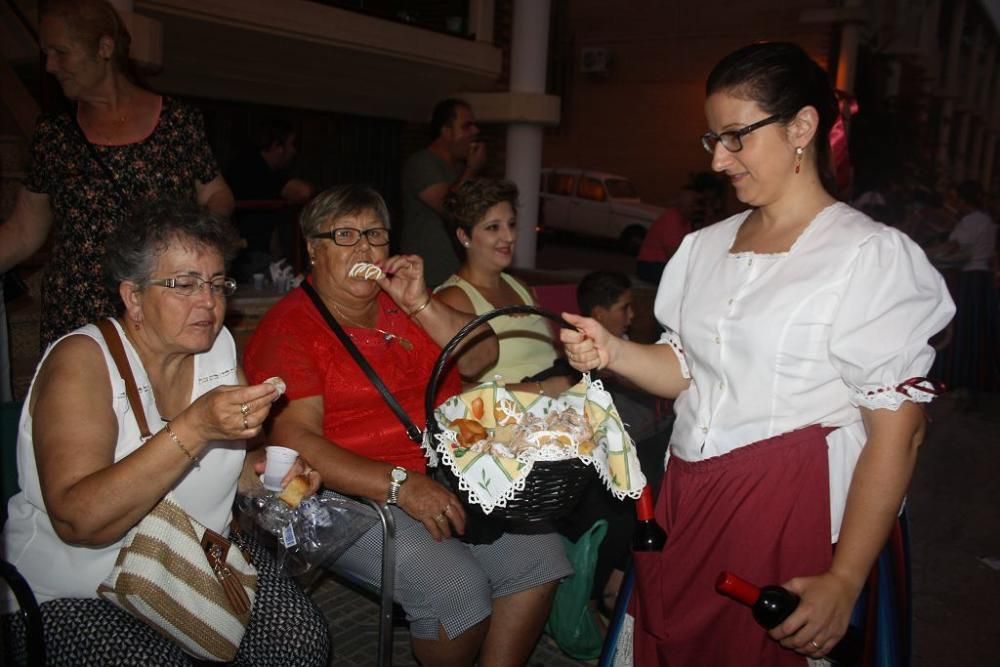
[658,330,691,379]
[850,377,944,411]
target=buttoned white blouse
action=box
[655,202,955,541]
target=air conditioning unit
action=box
[581,47,611,74]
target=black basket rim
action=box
[423,305,575,439]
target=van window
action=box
[548,172,577,196]
[578,176,607,202]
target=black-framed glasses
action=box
[701,114,782,154]
[310,227,390,247]
[147,275,237,297]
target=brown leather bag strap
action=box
[96,319,153,439]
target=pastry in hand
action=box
[264,376,287,399]
[348,262,385,281]
[278,475,310,508]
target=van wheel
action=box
[620,226,646,255]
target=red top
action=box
[244,285,462,473]
[637,207,691,263]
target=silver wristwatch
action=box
[387,466,408,505]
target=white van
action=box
[539,168,664,253]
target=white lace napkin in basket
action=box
[433,373,646,514]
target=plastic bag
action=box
[545,519,609,660]
[238,491,377,576]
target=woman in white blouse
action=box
[561,42,954,666]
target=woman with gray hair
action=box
[245,184,572,667]
[2,199,329,665]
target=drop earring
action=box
[794,146,803,174]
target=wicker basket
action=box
[425,305,597,523]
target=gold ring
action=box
[240,402,250,416]
[433,513,446,523]
[243,416,250,430]
[809,640,821,651]
[442,504,451,513]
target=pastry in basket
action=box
[450,418,488,447]
[467,406,593,459]
[493,398,522,426]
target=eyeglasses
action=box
[701,114,782,154]
[147,275,238,297]
[310,227,390,247]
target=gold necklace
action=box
[331,301,414,351]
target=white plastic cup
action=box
[252,273,265,290]
[262,445,298,491]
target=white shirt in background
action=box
[949,209,997,272]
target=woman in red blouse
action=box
[244,185,573,667]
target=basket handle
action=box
[424,305,576,436]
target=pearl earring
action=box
[464,241,470,247]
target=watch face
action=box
[391,467,408,483]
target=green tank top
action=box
[436,273,558,383]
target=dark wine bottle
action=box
[715,571,863,666]
[632,486,667,552]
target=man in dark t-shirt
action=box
[226,118,313,279]
[400,98,486,287]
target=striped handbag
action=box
[94,319,258,661]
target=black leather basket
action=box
[424,305,597,525]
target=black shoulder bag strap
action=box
[67,109,131,206]
[301,281,423,443]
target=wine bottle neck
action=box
[715,571,760,606]
[637,486,655,521]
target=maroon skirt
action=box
[631,426,834,667]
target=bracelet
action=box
[409,296,433,317]
[164,423,200,468]
[536,381,546,395]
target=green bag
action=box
[544,519,608,660]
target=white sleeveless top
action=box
[2,320,244,607]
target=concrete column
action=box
[505,0,550,270]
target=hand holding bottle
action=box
[776,571,861,661]
[716,571,862,665]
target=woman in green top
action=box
[436,179,573,394]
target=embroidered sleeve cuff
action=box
[849,377,944,411]
[657,330,691,379]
